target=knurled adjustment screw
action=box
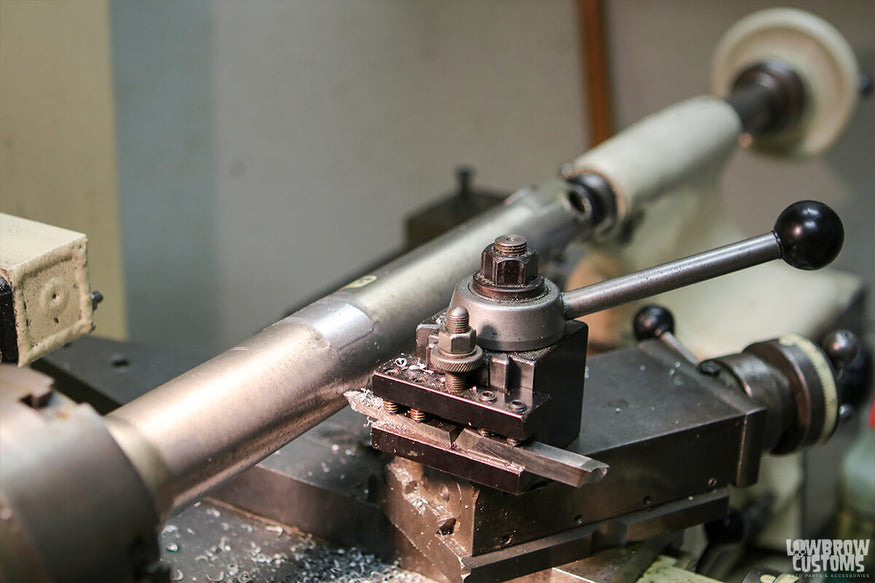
[430,306,484,393]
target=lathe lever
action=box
[562,200,843,319]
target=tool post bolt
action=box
[493,235,528,257]
[472,235,545,300]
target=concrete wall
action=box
[110,1,873,355]
[112,1,586,353]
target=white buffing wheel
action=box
[711,8,858,158]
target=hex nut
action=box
[437,329,476,355]
[479,247,539,287]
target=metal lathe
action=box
[1,7,872,583]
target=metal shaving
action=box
[161,499,433,583]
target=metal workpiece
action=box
[0,366,159,583]
[104,179,595,519]
[561,200,843,320]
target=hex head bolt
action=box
[431,306,484,393]
[473,235,545,300]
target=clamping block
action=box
[0,213,93,366]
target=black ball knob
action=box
[773,201,843,270]
[821,329,859,370]
[633,305,675,340]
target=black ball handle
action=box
[773,201,844,270]
[633,305,675,341]
[562,200,844,320]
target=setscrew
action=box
[697,361,721,377]
[410,409,427,422]
[506,437,522,447]
[383,400,399,414]
[477,390,497,403]
[508,399,527,413]
[90,290,104,311]
[477,428,491,437]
